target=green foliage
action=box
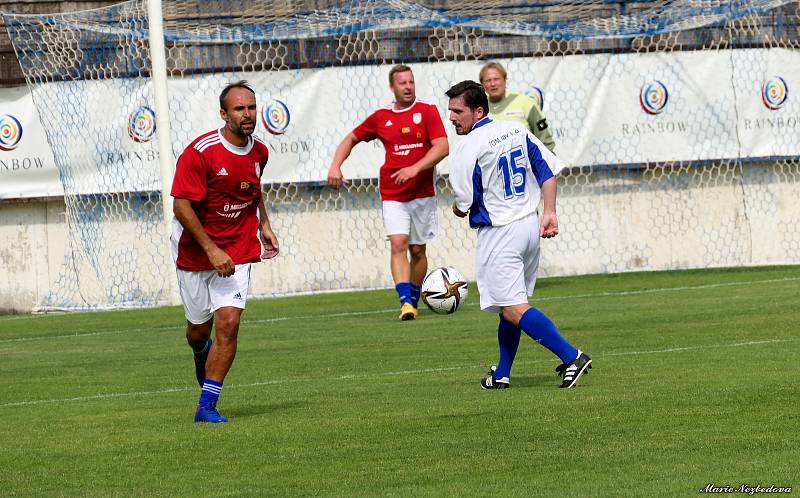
[1,266,798,497]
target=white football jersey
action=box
[449,117,563,228]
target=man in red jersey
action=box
[171,80,279,423]
[327,64,449,320]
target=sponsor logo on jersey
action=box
[127,106,156,142]
[217,167,229,176]
[640,80,669,115]
[762,76,788,110]
[392,142,424,155]
[255,161,261,176]
[216,200,253,219]
[412,113,422,124]
[233,292,243,300]
[261,99,290,135]
[240,181,251,190]
[0,114,23,151]
[503,110,525,118]
[385,119,393,127]
[524,86,545,110]
[401,127,411,134]
[223,200,253,211]
[217,211,242,219]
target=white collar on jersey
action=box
[217,128,254,156]
[391,98,418,113]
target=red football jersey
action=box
[171,129,269,271]
[353,100,447,202]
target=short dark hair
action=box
[388,64,412,85]
[219,80,255,110]
[445,80,489,114]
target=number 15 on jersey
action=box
[497,146,527,199]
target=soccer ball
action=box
[421,266,469,314]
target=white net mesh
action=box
[3,0,799,310]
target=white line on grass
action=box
[0,324,178,343]
[2,337,796,409]
[2,275,798,344]
[533,275,800,302]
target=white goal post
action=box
[146,0,179,305]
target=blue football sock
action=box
[198,379,223,407]
[192,338,211,355]
[494,315,521,379]
[395,282,413,306]
[518,307,579,364]
[410,283,421,308]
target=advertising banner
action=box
[0,86,62,199]
[3,47,797,197]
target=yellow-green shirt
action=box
[488,92,556,153]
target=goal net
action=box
[3,0,799,311]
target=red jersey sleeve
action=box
[352,111,379,142]
[171,146,207,201]
[255,142,268,201]
[260,150,268,179]
[426,104,447,141]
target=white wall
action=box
[0,200,65,312]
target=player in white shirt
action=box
[445,80,591,389]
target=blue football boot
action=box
[194,403,228,423]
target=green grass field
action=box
[1,266,798,497]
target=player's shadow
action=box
[510,374,561,388]
[226,400,308,418]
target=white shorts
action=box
[176,264,252,324]
[382,197,437,245]
[475,213,540,313]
